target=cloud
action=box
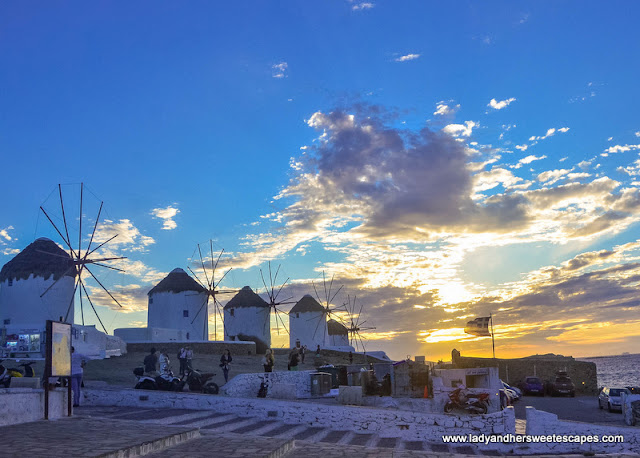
[515,155,546,168]
[395,54,420,62]
[93,219,156,252]
[636,131,640,138]
[443,121,476,138]
[605,144,640,154]
[352,2,374,11]
[433,102,459,117]
[2,248,20,256]
[529,127,570,142]
[515,144,528,152]
[151,206,180,230]
[488,97,516,110]
[272,62,288,78]
[0,226,13,242]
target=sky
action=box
[1,1,640,361]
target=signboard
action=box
[47,321,71,377]
[466,367,489,376]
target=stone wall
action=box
[525,406,640,455]
[452,354,597,395]
[622,393,640,426]
[82,387,516,448]
[0,387,69,426]
[221,370,314,399]
[125,340,256,356]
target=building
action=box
[223,286,270,353]
[147,268,208,341]
[0,238,76,355]
[326,318,350,347]
[288,294,327,350]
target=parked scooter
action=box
[0,361,11,388]
[444,386,490,414]
[183,368,219,394]
[133,367,183,391]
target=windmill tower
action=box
[288,294,326,349]
[326,319,350,348]
[147,268,207,341]
[223,286,270,353]
[0,183,125,352]
[258,262,295,345]
[186,241,236,341]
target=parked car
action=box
[548,372,575,397]
[599,387,628,412]
[626,386,640,395]
[521,376,544,396]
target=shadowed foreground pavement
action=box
[0,415,635,458]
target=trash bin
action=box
[318,365,348,388]
[310,372,331,396]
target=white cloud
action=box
[518,155,546,166]
[608,137,614,141]
[443,121,476,138]
[93,219,156,251]
[2,248,19,255]
[352,2,374,10]
[272,62,288,78]
[605,144,640,154]
[395,54,420,62]
[528,126,570,142]
[515,144,528,151]
[488,97,516,110]
[537,168,571,185]
[635,131,640,137]
[0,226,13,242]
[434,102,459,117]
[151,206,180,230]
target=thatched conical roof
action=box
[289,294,324,314]
[327,318,348,336]
[148,268,205,296]
[0,238,75,283]
[224,286,269,309]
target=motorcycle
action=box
[183,368,219,394]
[0,360,35,387]
[133,367,183,391]
[444,387,490,414]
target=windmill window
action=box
[230,309,235,317]
[149,297,153,304]
[3,319,10,325]
[8,279,13,287]
[183,310,189,318]
[296,312,299,319]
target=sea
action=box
[578,353,640,388]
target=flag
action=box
[464,316,491,336]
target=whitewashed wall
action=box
[289,311,326,349]
[224,306,271,348]
[0,275,75,331]
[327,333,349,347]
[147,291,208,340]
[0,388,69,426]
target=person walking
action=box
[144,347,158,375]
[185,346,193,372]
[263,348,275,372]
[220,349,232,383]
[178,346,187,375]
[71,346,86,407]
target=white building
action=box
[0,238,76,355]
[288,294,327,350]
[72,324,126,359]
[147,268,208,341]
[224,286,270,353]
[326,318,350,347]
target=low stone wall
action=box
[125,341,256,356]
[0,388,69,426]
[82,387,515,447]
[221,370,313,399]
[525,406,640,455]
[623,393,640,426]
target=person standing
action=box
[263,348,275,372]
[300,345,306,364]
[288,348,299,371]
[144,347,158,374]
[220,349,232,383]
[349,351,353,364]
[185,346,193,372]
[316,345,321,357]
[178,346,187,375]
[158,349,170,375]
[71,346,86,407]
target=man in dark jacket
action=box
[144,348,158,374]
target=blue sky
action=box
[1,1,640,360]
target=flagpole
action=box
[490,313,495,359]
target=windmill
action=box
[258,261,296,337]
[186,241,237,341]
[344,295,376,353]
[309,271,347,341]
[38,183,126,333]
